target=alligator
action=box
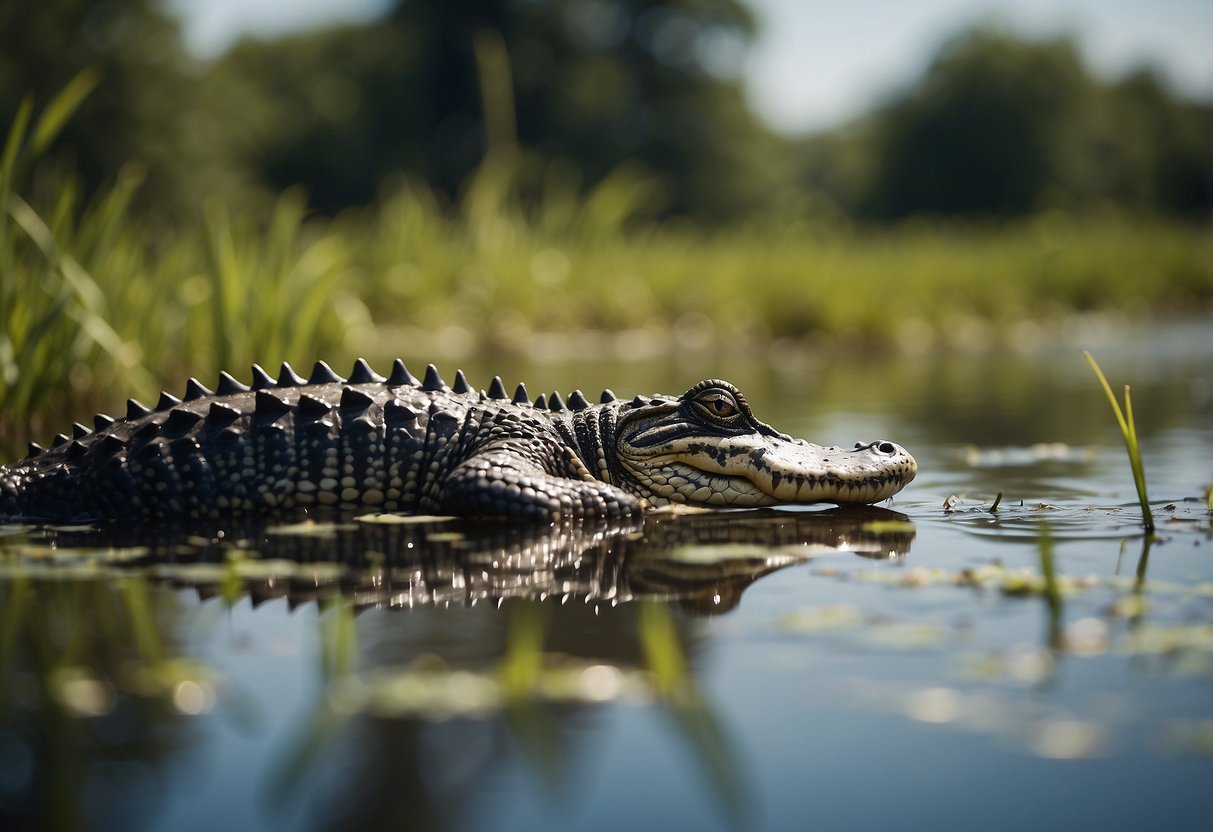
[0,359,916,523]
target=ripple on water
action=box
[913,498,1207,543]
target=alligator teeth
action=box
[216,371,250,395]
[72,422,91,439]
[93,413,116,431]
[250,364,275,390]
[308,361,344,385]
[386,359,418,386]
[513,383,530,405]
[349,358,385,384]
[487,376,508,400]
[422,364,447,392]
[568,390,590,411]
[548,391,566,412]
[277,362,306,387]
[453,369,472,395]
[156,391,182,411]
[600,389,617,403]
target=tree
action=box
[0,0,195,208]
[851,27,1212,220]
[199,0,778,219]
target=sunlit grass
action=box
[1083,352,1155,531]
[2,79,1211,452]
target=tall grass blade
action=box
[203,200,241,370]
[0,95,32,198]
[28,67,102,157]
[1082,351,1154,531]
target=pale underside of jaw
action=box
[629,460,912,507]
[621,436,916,507]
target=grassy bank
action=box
[2,142,1211,441]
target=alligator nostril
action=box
[876,441,896,454]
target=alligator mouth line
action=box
[624,458,912,508]
[738,469,911,505]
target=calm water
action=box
[1,320,1211,831]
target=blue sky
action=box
[168,0,1213,134]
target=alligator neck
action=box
[556,405,624,487]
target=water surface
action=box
[1,321,1210,831]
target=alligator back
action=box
[0,359,621,523]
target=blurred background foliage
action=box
[3,0,1209,223]
[0,0,1210,437]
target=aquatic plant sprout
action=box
[1083,352,1154,531]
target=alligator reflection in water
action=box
[38,505,916,614]
[1,507,914,830]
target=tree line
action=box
[2,0,1209,223]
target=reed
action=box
[1082,352,1154,531]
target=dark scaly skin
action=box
[0,359,917,523]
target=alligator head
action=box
[614,379,916,507]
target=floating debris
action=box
[1026,718,1109,759]
[777,604,864,634]
[265,521,355,538]
[961,443,1096,468]
[355,513,456,525]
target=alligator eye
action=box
[692,389,740,422]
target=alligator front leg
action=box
[440,444,644,523]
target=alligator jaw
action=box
[622,436,917,508]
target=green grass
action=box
[1,80,1211,449]
[1083,352,1155,531]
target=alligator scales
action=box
[0,359,917,522]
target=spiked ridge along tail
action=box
[0,359,915,523]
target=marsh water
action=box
[1,320,1211,831]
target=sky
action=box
[168,0,1213,135]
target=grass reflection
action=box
[639,601,752,827]
[1037,525,1063,652]
[0,569,210,829]
[268,596,754,826]
[268,597,359,810]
